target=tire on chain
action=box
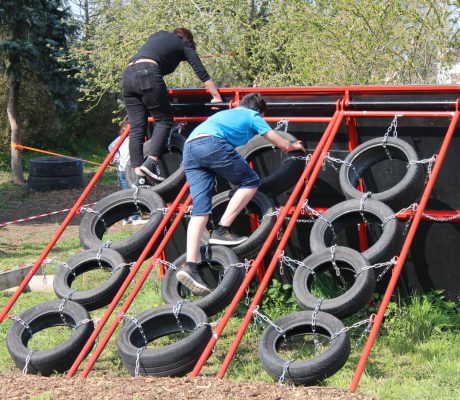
[309,198,402,265]
[203,190,277,260]
[79,188,165,262]
[236,130,305,197]
[6,300,94,376]
[258,310,351,385]
[126,133,186,202]
[117,303,212,377]
[161,245,244,317]
[293,246,375,318]
[53,248,130,311]
[339,137,425,210]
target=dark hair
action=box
[239,93,267,114]
[174,27,196,49]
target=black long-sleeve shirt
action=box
[130,31,211,82]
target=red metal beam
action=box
[349,103,460,391]
[0,125,131,324]
[190,106,343,377]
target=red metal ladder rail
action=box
[0,124,131,324]
[349,103,460,391]
[190,104,343,377]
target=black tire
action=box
[309,199,402,264]
[6,300,94,376]
[339,137,425,210]
[53,248,130,311]
[258,310,351,385]
[28,156,83,177]
[28,175,84,192]
[79,188,165,262]
[161,246,244,317]
[117,303,212,377]
[236,130,305,197]
[203,190,277,259]
[126,133,186,202]
[293,246,375,318]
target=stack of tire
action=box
[258,137,426,385]
[28,156,84,192]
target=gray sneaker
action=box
[140,157,165,183]
[209,229,248,246]
[176,264,212,295]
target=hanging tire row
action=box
[6,129,426,383]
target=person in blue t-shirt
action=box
[176,92,305,295]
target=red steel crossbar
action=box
[349,102,460,392]
[190,106,342,377]
[78,193,193,377]
[216,108,346,378]
[67,183,191,376]
[0,124,131,324]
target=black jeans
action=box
[122,63,173,168]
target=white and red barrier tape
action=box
[0,203,96,228]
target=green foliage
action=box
[260,279,299,318]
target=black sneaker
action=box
[176,264,212,295]
[131,175,151,188]
[209,229,248,246]
[140,157,165,183]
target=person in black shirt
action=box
[122,28,222,186]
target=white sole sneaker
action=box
[176,271,212,295]
[208,236,248,246]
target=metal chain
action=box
[279,254,316,278]
[157,259,180,272]
[275,118,289,133]
[311,298,323,354]
[303,201,337,241]
[330,316,375,341]
[359,191,372,225]
[278,359,293,386]
[422,212,460,222]
[123,315,148,346]
[382,116,399,159]
[22,349,37,374]
[324,153,358,178]
[9,315,33,336]
[58,290,76,325]
[96,241,112,268]
[243,259,252,306]
[60,262,76,279]
[381,203,418,228]
[330,245,347,291]
[356,256,398,282]
[355,314,375,347]
[173,300,186,333]
[111,262,132,276]
[252,306,286,338]
[262,208,281,221]
[134,346,145,378]
[282,154,311,165]
[80,207,109,233]
[408,154,437,184]
[73,318,95,330]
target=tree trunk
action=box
[7,55,25,185]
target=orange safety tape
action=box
[11,144,116,168]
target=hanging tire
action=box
[126,133,186,202]
[258,310,351,385]
[293,246,375,318]
[117,303,212,377]
[236,130,305,197]
[309,199,402,264]
[161,246,244,317]
[28,156,83,177]
[79,188,165,262]
[203,190,277,259]
[6,300,94,376]
[53,248,130,311]
[339,137,425,210]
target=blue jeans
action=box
[183,136,260,215]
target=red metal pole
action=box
[190,108,342,377]
[67,183,190,377]
[217,110,346,378]
[79,194,193,378]
[349,105,460,392]
[0,125,131,324]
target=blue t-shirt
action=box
[187,107,272,147]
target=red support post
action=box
[190,108,342,377]
[0,125,131,324]
[216,108,346,378]
[79,194,193,378]
[349,105,459,392]
[67,183,190,377]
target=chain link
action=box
[252,306,286,338]
[330,316,375,341]
[173,300,186,333]
[96,241,112,267]
[157,259,180,272]
[422,211,460,222]
[279,254,316,278]
[278,359,293,386]
[73,318,95,330]
[275,118,289,133]
[80,207,109,233]
[303,201,337,240]
[408,154,437,184]
[60,261,76,280]
[382,116,400,159]
[356,256,398,281]
[359,191,372,224]
[58,290,76,325]
[22,349,37,374]
[123,315,148,346]
[311,298,323,354]
[134,346,145,378]
[381,203,418,228]
[282,154,311,165]
[324,153,358,177]
[9,315,33,336]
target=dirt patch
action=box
[0,374,373,400]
